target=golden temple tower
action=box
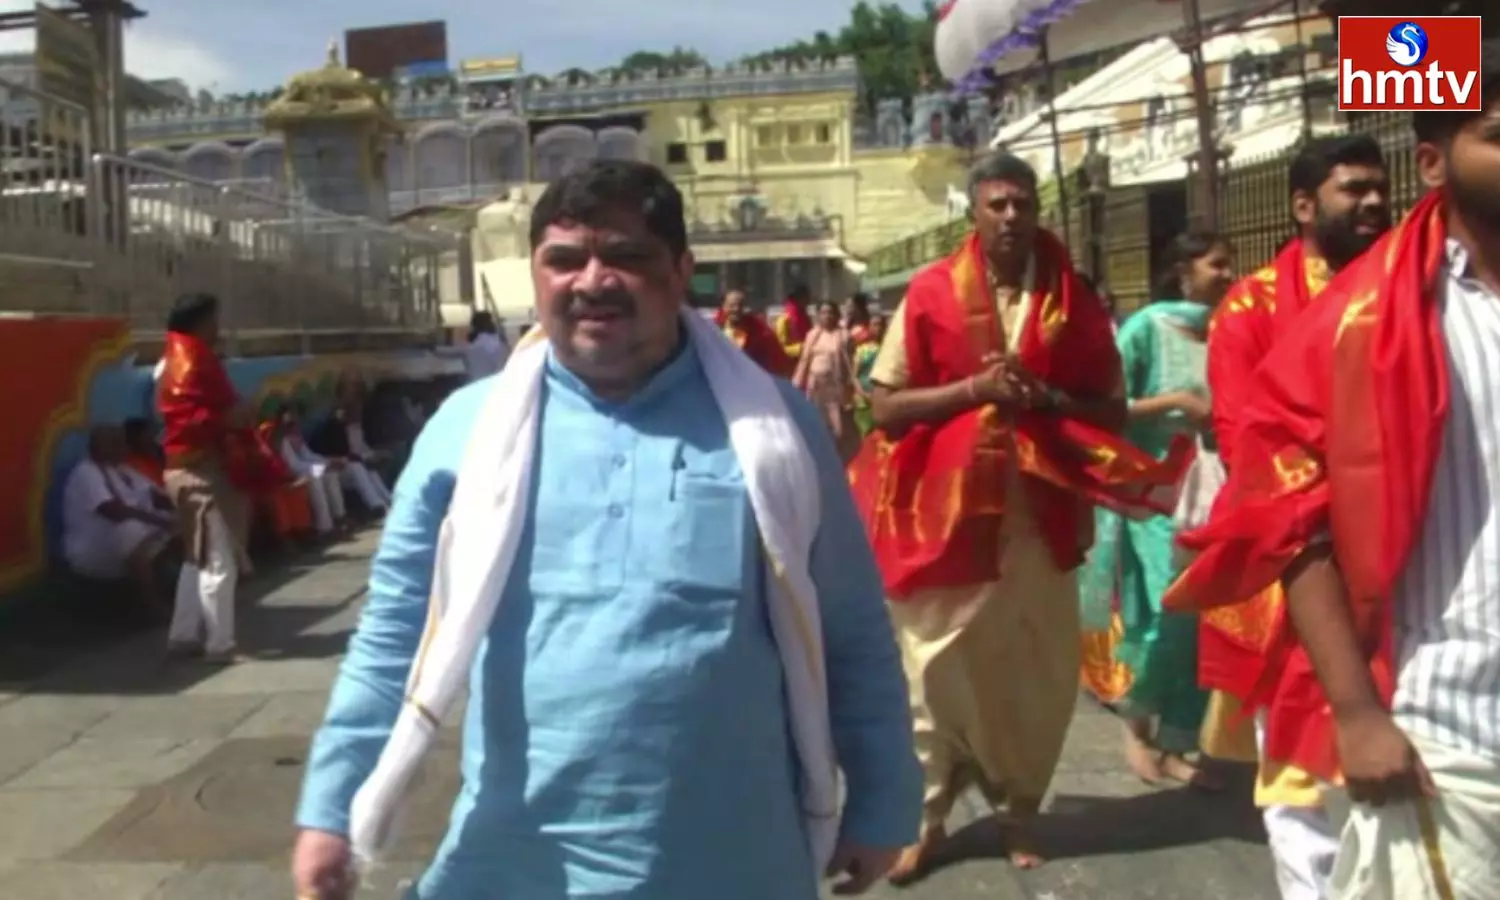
[264,40,402,220]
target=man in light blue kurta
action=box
[292,159,921,899]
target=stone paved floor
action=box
[0,531,1279,899]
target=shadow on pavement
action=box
[0,538,371,696]
[914,764,1267,882]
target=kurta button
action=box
[607,503,624,518]
[611,453,626,467]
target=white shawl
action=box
[347,309,841,874]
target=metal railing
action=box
[1,70,92,291]
[1,74,456,342]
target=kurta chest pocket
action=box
[659,454,751,596]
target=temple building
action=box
[116,48,991,317]
[864,9,1349,309]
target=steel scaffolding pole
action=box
[1180,0,1221,230]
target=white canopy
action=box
[936,0,1273,90]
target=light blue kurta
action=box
[296,341,921,899]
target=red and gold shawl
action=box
[156,331,280,493]
[849,230,1192,599]
[1198,237,1329,700]
[715,309,796,377]
[1165,191,1449,781]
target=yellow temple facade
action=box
[123,53,975,316]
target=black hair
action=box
[86,424,115,455]
[529,159,687,258]
[967,151,1039,204]
[122,417,151,444]
[165,292,218,335]
[1287,134,1386,199]
[788,283,811,303]
[1154,230,1230,300]
[1413,38,1500,145]
[469,310,495,341]
[845,292,872,325]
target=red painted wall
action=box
[0,317,131,592]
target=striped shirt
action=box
[1391,239,1500,760]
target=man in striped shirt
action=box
[1165,46,1500,900]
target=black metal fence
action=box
[865,111,1424,302]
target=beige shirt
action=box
[870,266,1031,390]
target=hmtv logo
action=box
[1338,17,1483,112]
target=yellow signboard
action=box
[32,3,101,112]
[459,56,521,78]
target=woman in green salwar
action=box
[1079,231,1235,788]
[851,311,886,435]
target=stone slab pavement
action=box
[0,530,1280,899]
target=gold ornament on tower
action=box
[263,38,401,128]
[262,38,403,219]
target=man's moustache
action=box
[564,291,636,317]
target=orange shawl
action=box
[1198,237,1327,700]
[850,230,1192,598]
[714,309,796,377]
[125,452,165,487]
[1165,192,1449,781]
[254,421,299,487]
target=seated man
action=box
[61,424,180,618]
[271,405,349,536]
[356,381,418,481]
[308,402,392,513]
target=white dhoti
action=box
[1325,733,1500,900]
[1256,713,1339,900]
[342,461,390,510]
[163,463,244,656]
[890,519,1080,828]
[306,471,346,532]
[65,520,166,580]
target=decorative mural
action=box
[0,315,384,597]
[0,318,132,593]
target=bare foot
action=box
[1124,729,1165,784]
[887,825,945,886]
[1161,753,1225,791]
[1001,822,1045,869]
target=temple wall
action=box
[0,316,403,598]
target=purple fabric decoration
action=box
[950,0,1093,95]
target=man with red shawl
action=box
[156,292,263,663]
[1197,133,1391,900]
[853,151,1189,879]
[1168,55,1500,899]
[714,289,794,377]
[773,282,812,360]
